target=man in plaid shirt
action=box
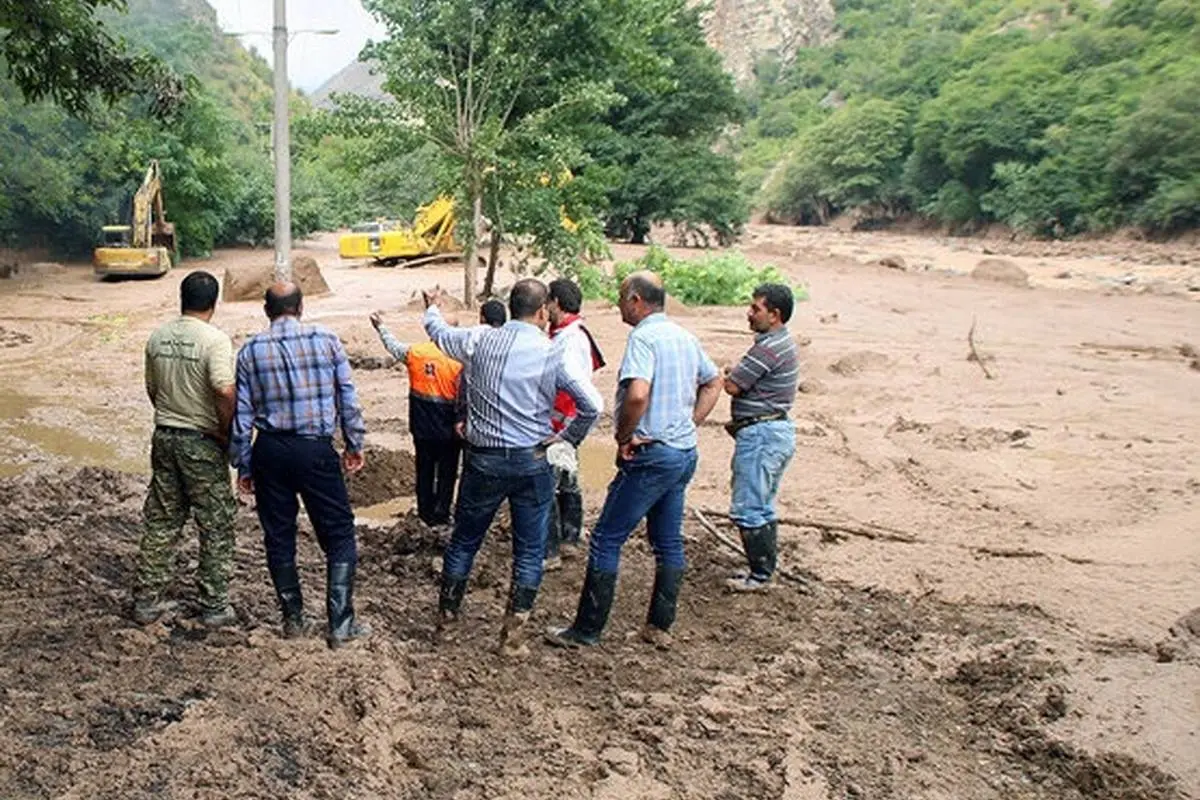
[232,282,369,649]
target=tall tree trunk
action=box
[483,223,501,297]
[463,182,482,309]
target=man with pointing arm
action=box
[423,279,600,657]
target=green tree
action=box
[587,1,747,246]
[361,0,638,305]
[0,0,186,117]
[767,98,909,223]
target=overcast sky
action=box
[208,0,385,92]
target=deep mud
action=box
[345,445,417,507]
[0,468,1184,799]
[0,225,1197,797]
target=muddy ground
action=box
[0,224,1196,798]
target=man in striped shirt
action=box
[722,283,800,592]
[422,279,600,657]
[232,282,369,649]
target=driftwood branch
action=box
[968,316,995,379]
[698,507,920,545]
[690,508,815,589]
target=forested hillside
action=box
[739,0,1200,236]
[0,0,383,257]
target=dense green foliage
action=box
[578,245,807,306]
[743,0,1200,235]
[0,0,380,258]
[0,0,185,117]
[345,0,747,289]
[585,3,747,246]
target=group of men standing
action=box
[133,265,800,656]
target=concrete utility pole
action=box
[272,0,291,281]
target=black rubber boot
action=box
[646,566,685,632]
[728,525,774,592]
[438,575,469,625]
[544,567,618,648]
[558,490,584,545]
[763,521,779,578]
[326,562,370,649]
[268,562,313,638]
[498,584,540,658]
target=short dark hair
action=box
[480,299,507,327]
[623,274,665,308]
[509,278,548,320]
[180,270,219,313]
[548,278,582,314]
[264,285,302,318]
[753,283,793,323]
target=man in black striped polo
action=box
[722,283,800,592]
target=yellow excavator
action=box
[93,160,177,278]
[338,195,459,267]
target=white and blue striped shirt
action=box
[617,312,719,450]
[424,306,600,448]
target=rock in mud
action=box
[828,351,890,377]
[971,258,1029,288]
[222,255,330,303]
[599,746,640,776]
[345,446,416,507]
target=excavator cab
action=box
[338,196,459,267]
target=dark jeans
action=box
[589,443,698,573]
[444,447,554,591]
[546,463,583,558]
[251,432,357,568]
[414,438,461,525]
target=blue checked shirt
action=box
[231,316,366,477]
[423,306,600,448]
[617,312,719,450]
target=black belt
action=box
[257,429,333,442]
[155,425,223,445]
[468,443,547,457]
[724,412,788,437]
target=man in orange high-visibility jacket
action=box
[371,312,463,530]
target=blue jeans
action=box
[444,447,555,590]
[589,443,698,574]
[729,420,795,529]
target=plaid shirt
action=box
[617,312,718,450]
[231,316,366,476]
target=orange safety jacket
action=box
[405,342,462,440]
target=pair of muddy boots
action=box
[133,594,236,629]
[269,562,371,649]
[726,522,777,593]
[437,576,537,658]
[544,566,684,650]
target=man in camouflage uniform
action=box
[134,270,238,627]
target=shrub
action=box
[576,246,809,307]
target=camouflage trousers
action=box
[136,428,237,613]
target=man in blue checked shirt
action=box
[422,278,600,658]
[232,282,369,650]
[547,271,723,651]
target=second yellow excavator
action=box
[93,160,177,279]
[338,195,459,267]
